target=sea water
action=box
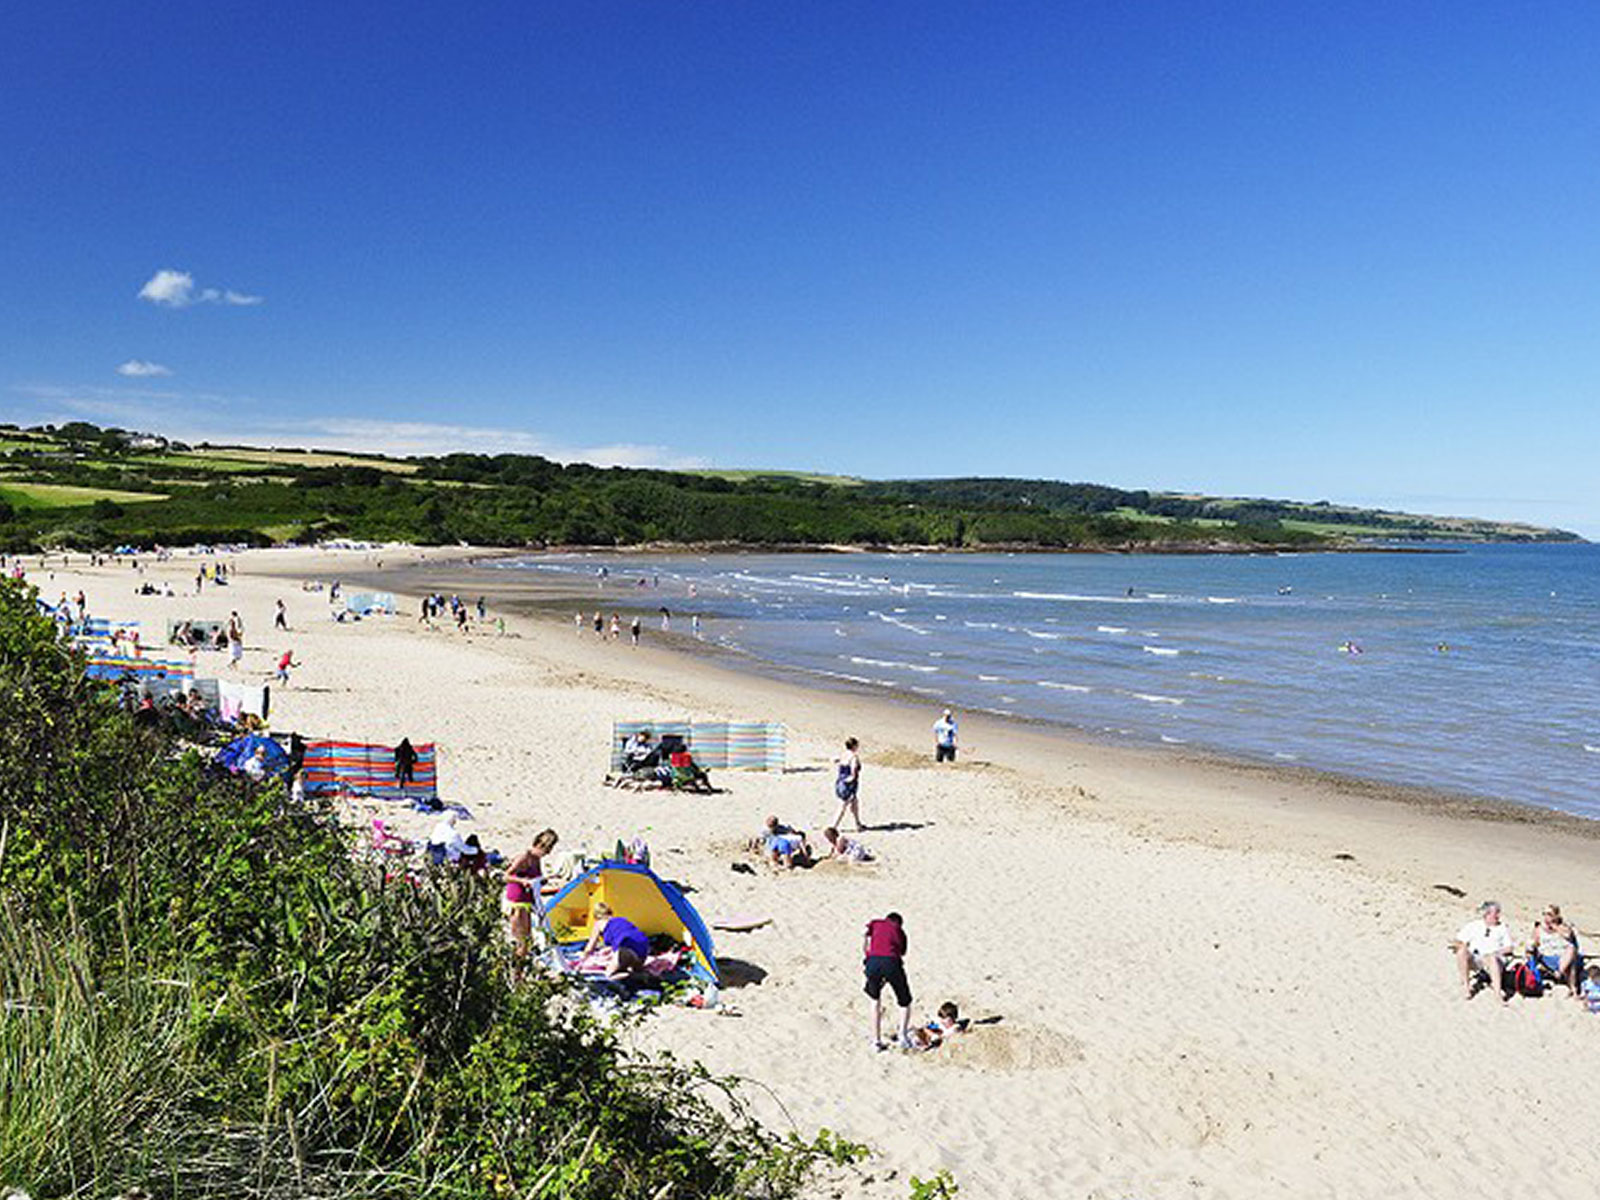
[495,544,1600,819]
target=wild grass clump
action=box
[0,578,852,1198]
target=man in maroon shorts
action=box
[863,911,913,1051]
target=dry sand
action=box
[37,546,1600,1199]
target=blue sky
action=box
[4,2,1598,534]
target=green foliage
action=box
[909,1167,961,1199]
[11,418,1572,550]
[0,578,857,1198]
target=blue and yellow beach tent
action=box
[545,862,719,985]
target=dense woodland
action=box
[0,423,1578,551]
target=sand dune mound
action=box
[936,1023,1084,1072]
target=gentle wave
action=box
[1097,625,1129,634]
[1130,692,1184,705]
[1014,591,1142,604]
[1038,680,1092,692]
[845,656,938,674]
[867,610,930,636]
[1143,646,1180,657]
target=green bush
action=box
[0,577,853,1198]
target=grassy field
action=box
[0,438,62,453]
[1112,506,1229,528]
[187,447,419,473]
[682,467,865,486]
[0,482,169,509]
[1279,518,1409,537]
[127,453,270,473]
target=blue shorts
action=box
[864,955,911,1007]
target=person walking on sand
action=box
[274,599,288,631]
[933,709,958,763]
[609,613,620,640]
[832,737,864,832]
[863,911,913,1051]
[275,649,297,686]
[630,616,641,646]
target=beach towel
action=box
[217,679,271,721]
[300,740,438,802]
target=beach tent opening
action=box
[216,733,289,776]
[544,862,719,985]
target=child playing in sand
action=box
[1583,964,1600,1014]
[907,1001,965,1050]
[759,815,811,868]
[822,826,872,862]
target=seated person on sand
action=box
[759,815,811,869]
[822,826,872,863]
[1582,964,1600,1014]
[907,1001,966,1051]
[669,748,714,791]
[1453,900,1513,1003]
[623,730,657,772]
[1530,904,1582,999]
[427,812,471,866]
[583,902,651,980]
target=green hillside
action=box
[0,421,1581,551]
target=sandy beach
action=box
[41,545,1600,1199]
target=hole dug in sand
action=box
[934,1023,1084,1072]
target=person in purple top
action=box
[863,911,913,1051]
[585,903,650,978]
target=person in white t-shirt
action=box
[1454,900,1514,1003]
[932,710,958,763]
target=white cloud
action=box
[138,269,195,307]
[7,386,707,471]
[115,359,172,377]
[137,269,262,308]
[297,418,706,469]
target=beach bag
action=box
[1510,962,1543,998]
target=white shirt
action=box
[1458,918,1512,959]
[429,818,469,861]
[933,717,957,747]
